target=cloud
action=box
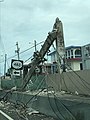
[0,0,90,63]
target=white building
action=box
[49,46,82,72]
[65,46,82,71]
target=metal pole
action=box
[34,40,37,52]
[4,54,7,77]
[15,42,20,60]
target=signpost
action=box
[11,59,23,77]
[13,70,20,76]
[11,59,23,70]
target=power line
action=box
[46,86,76,120]
[25,88,45,106]
[24,55,33,63]
[52,43,90,92]
[44,69,76,119]
[65,71,85,94]
[20,41,44,54]
[0,41,44,63]
[61,72,71,92]
[47,92,64,120]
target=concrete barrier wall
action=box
[1,75,46,90]
[1,70,90,95]
[0,91,90,120]
[46,70,90,95]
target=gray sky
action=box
[0,0,90,74]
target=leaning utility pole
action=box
[53,17,66,73]
[53,18,66,91]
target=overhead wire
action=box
[8,93,30,120]
[52,43,90,93]
[0,90,29,120]
[31,56,67,119]
[46,86,66,120]
[0,90,12,101]
[25,73,46,91]
[20,41,44,55]
[61,72,71,92]
[63,72,85,94]
[22,84,64,120]
[33,38,88,119]
[51,44,82,92]
[35,75,46,90]
[68,65,90,90]
[65,70,90,95]
[46,84,76,120]
[0,7,69,119]
[44,66,76,120]
[24,55,33,63]
[66,66,90,92]
[0,41,44,63]
[24,83,63,120]
[18,39,79,120]
[25,88,45,106]
[54,94,76,120]
[0,68,84,120]
[69,68,90,89]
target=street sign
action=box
[11,59,23,70]
[13,70,20,76]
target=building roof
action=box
[65,45,81,50]
[48,45,81,55]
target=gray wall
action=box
[46,70,90,95]
[1,70,90,96]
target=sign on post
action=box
[13,69,20,76]
[11,59,23,70]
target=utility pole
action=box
[53,17,66,91]
[53,17,66,73]
[4,54,7,77]
[34,40,37,52]
[15,42,20,60]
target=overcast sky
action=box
[0,0,90,74]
